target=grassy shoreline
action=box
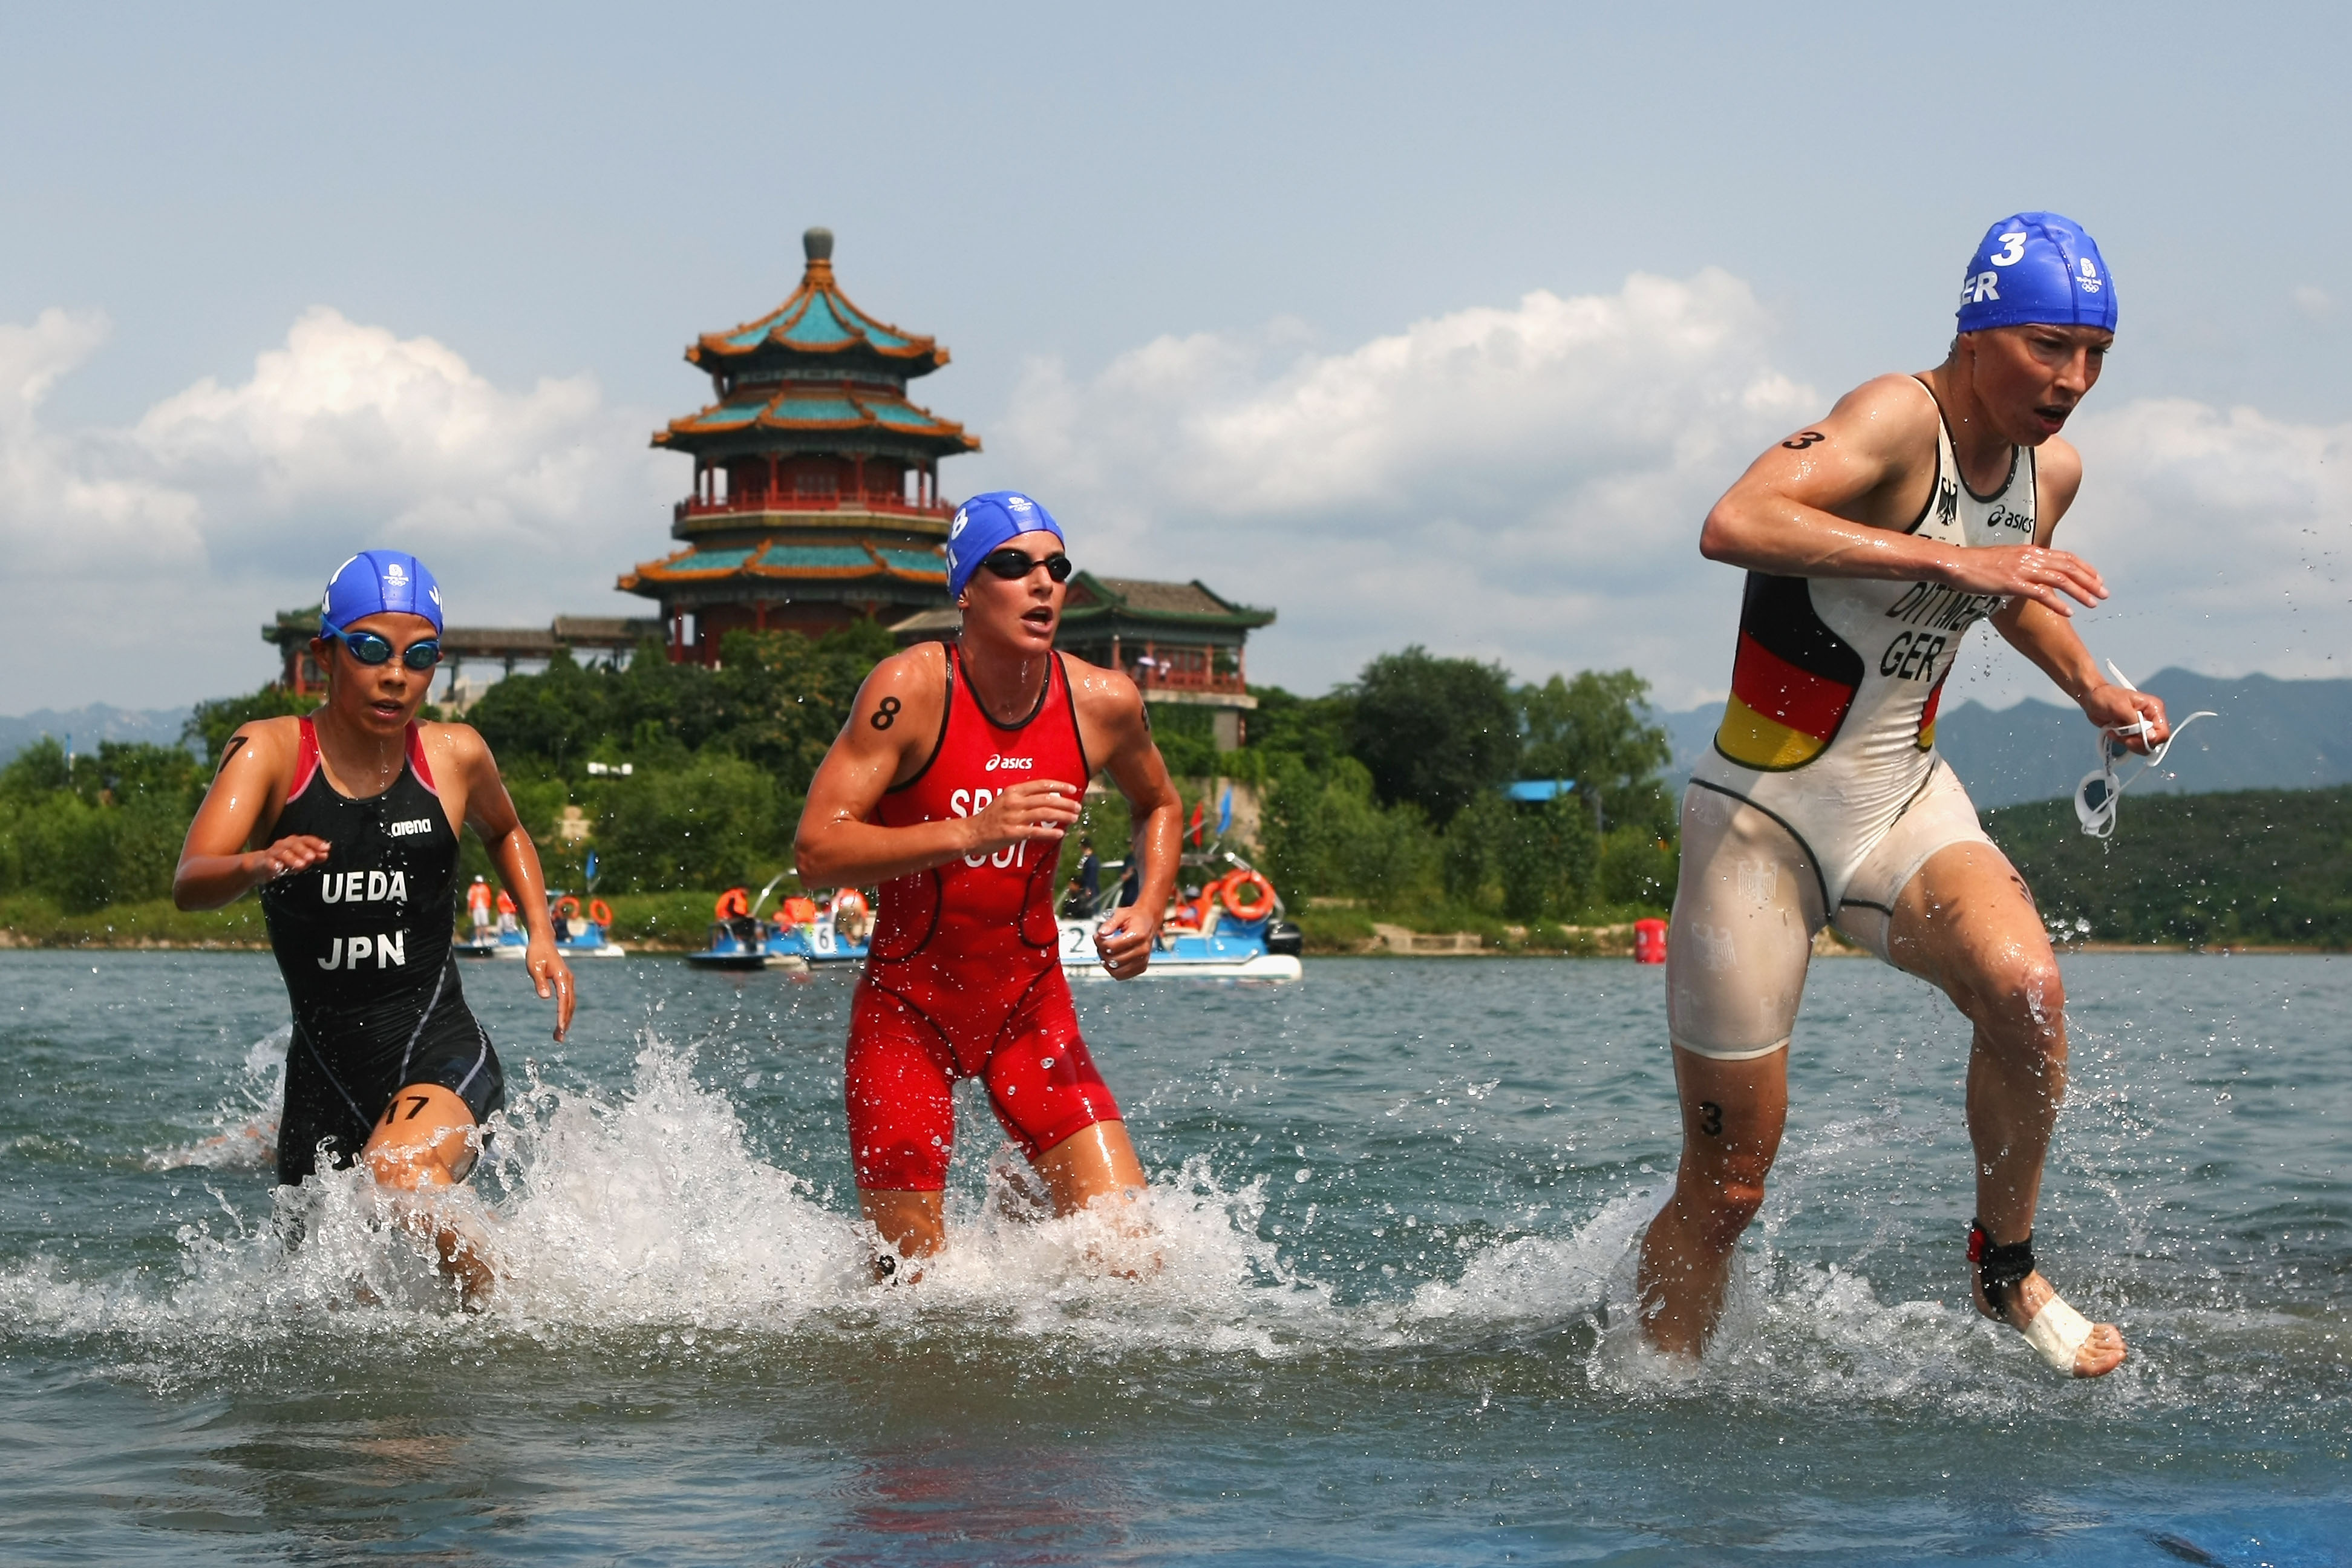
[2,893,2327,956]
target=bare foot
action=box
[1972,1267,2126,1377]
[400,1203,498,1308]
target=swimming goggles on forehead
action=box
[2074,661,2216,838]
[322,619,444,671]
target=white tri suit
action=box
[1669,377,2030,1060]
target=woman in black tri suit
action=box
[177,551,573,1298]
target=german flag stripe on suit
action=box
[1713,574,1865,771]
[1915,673,1947,751]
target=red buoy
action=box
[1633,917,1668,964]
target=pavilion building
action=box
[615,227,974,659]
[260,227,1274,749]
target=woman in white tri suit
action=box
[1636,214,2166,1379]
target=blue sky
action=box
[4,1,2346,710]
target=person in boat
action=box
[174,550,574,1300]
[795,490,1183,1273]
[467,875,495,943]
[1636,214,2157,1378]
[1060,836,1102,920]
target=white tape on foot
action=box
[2020,1292,2096,1374]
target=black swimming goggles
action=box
[322,619,444,671]
[976,547,1073,583]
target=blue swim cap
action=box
[944,491,1065,600]
[320,550,445,635]
[1956,212,2117,335]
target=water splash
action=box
[142,1024,287,1172]
[5,1031,1339,1362]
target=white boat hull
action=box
[1056,919,1302,982]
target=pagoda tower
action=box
[618,227,978,661]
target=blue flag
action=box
[584,849,599,886]
[1218,787,1232,835]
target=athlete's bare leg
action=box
[1636,1047,1789,1357]
[860,1189,946,1272]
[1033,1119,1147,1212]
[858,1120,1148,1281]
[362,1082,495,1304]
[1886,841,2125,1376]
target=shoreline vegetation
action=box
[7,627,2346,954]
[0,893,2330,956]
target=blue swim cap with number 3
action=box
[1956,212,2117,335]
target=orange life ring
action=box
[715,887,750,920]
[832,887,870,921]
[588,898,614,928]
[1221,869,1277,922]
[552,894,581,921]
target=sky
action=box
[3,1,2347,714]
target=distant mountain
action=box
[1657,670,2352,809]
[0,705,195,765]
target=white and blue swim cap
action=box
[944,491,1065,599]
[320,550,445,635]
[1956,212,2117,335]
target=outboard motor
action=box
[1263,918,1304,958]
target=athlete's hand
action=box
[252,835,332,884]
[528,941,575,1040]
[2080,682,2171,754]
[962,778,1082,858]
[1937,544,2106,618]
[1094,903,1157,981]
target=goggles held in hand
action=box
[2074,661,2215,838]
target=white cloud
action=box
[996,270,1817,705]
[4,307,675,709]
[1000,275,2352,710]
[0,309,204,578]
[2050,398,2351,688]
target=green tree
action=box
[1596,823,1676,909]
[1348,647,1520,826]
[1518,669,1673,833]
[0,739,196,910]
[1259,755,1441,903]
[590,753,789,892]
[1443,790,1508,908]
[184,684,321,762]
[1498,792,1597,919]
[466,648,611,773]
[1242,685,1358,775]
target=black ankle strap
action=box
[1968,1219,2035,1315]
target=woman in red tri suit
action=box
[795,491,1183,1273]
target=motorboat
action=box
[1060,854,1302,982]
[456,887,624,959]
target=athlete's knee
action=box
[1671,1158,1769,1250]
[1969,951,2068,1050]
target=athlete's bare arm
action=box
[1977,438,2171,751]
[1700,374,2109,619]
[795,644,1083,888]
[430,723,574,1038]
[1063,654,1184,978]
[173,717,326,909]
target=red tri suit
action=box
[846,645,1119,1191]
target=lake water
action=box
[2,950,2346,1565]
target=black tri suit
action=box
[259,718,504,1186]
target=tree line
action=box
[0,627,1678,924]
[4,627,2348,948]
